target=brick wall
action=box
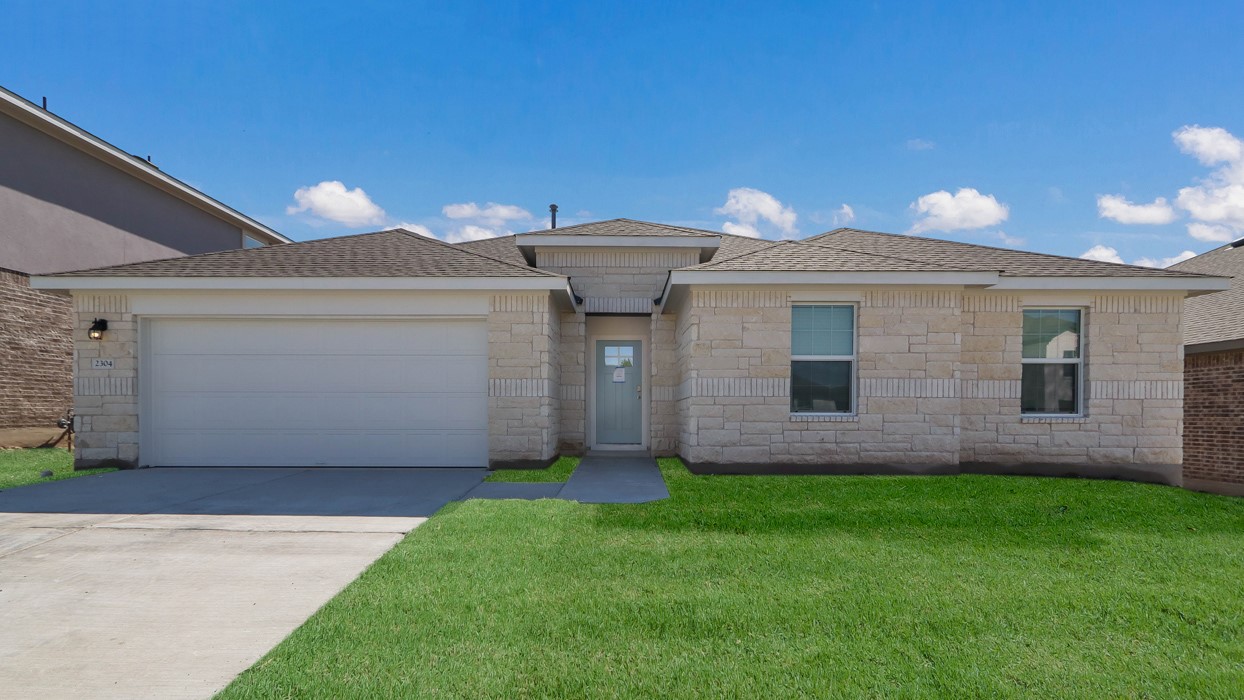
[0,269,73,429]
[1184,348,1244,485]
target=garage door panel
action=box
[153,319,488,356]
[146,318,489,467]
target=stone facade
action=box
[557,311,587,454]
[1183,348,1244,486]
[0,269,73,429]
[673,287,1185,469]
[487,293,560,465]
[71,293,139,468]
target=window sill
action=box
[1021,414,1087,423]
[790,413,859,422]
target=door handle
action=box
[637,384,642,399]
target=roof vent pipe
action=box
[42,96,47,110]
[549,203,558,229]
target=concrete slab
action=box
[558,453,669,504]
[0,466,486,699]
[0,525,408,700]
[463,482,565,500]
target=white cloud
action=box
[832,204,855,226]
[1134,250,1197,268]
[1187,222,1236,243]
[444,224,507,244]
[908,187,1009,234]
[442,202,532,227]
[397,222,434,238]
[995,231,1025,247]
[1174,125,1244,166]
[906,138,935,151]
[1172,125,1244,236]
[716,187,798,238]
[286,181,387,227]
[1096,194,1176,225]
[1080,245,1125,264]
[1081,244,1197,268]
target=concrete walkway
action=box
[557,452,670,504]
[0,467,485,700]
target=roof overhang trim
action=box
[518,234,721,250]
[668,270,1000,286]
[989,276,1230,293]
[30,276,568,292]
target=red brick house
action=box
[1171,241,1244,495]
[0,85,287,441]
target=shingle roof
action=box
[516,218,719,238]
[455,234,529,266]
[1169,243,1243,345]
[50,229,562,278]
[683,240,968,272]
[804,228,1211,278]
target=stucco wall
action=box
[675,286,1184,468]
[0,114,251,275]
[0,269,73,429]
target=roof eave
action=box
[30,276,567,292]
[668,270,1001,286]
[0,86,291,245]
[518,234,721,250]
[990,276,1231,294]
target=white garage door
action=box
[144,318,488,467]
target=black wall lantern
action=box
[88,318,108,340]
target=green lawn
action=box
[0,448,115,490]
[484,455,580,483]
[220,459,1244,699]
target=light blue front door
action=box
[595,340,642,445]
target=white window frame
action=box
[1020,306,1086,417]
[790,303,858,416]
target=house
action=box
[1169,241,1244,495]
[31,219,1228,484]
[0,85,288,439]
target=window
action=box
[243,234,264,249]
[1021,308,1083,415]
[790,305,855,414]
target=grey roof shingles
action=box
[683,240,969,272]
[798,228,1212,278]
[49,228,562,278]
[1170,243,1243,345]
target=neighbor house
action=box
[0,85,288,438]
[32,220,1228,485]
[1170,241,1244,495]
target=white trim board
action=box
[32,276,568,292]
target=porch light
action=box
[88,318,108,340]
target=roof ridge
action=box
[394,229,562,277]
[799,238,971,272]
[812,227,1214,277]
[682,239,794,270]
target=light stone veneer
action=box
[487,293,560,464]
[674,287,1185,467]
[71,293,139,468]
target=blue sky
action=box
[4,1,1243,265]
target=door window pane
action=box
[604,345,634,367]
[1021,363,1079,414]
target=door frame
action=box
[586,316,650,451]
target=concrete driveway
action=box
[0,467,485,700]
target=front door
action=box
[595,340,642,445]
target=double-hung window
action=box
[790,305,856,414]
[1021,308,1084,415]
